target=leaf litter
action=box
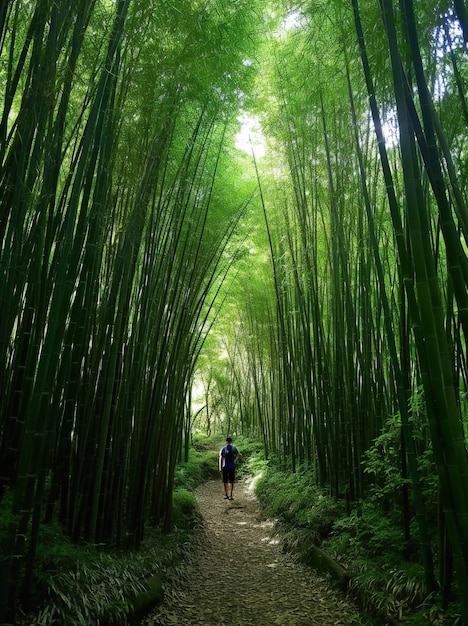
[142,479,365,626]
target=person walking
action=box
[219,437,239,500]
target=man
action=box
[219,437,239,500]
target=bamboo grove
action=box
[0,0,260,618]
[196,0,468,621]
[2,0,468,622]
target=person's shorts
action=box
[222,468,235,484]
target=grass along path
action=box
[142,478,365,626]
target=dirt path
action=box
[143,479,364,626]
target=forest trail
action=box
[142,479,364,626]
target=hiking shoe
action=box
[228,496,233,500]
[224,495,229,499]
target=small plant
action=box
[229,436,266,478]
[327,501,406,563]
[32,538,152,625]
[175,434,225,489]
[254,463,343,540]
[20,511,197,624]
[362,409,438,526]
[172,488,200,529]
[346,563,428,624]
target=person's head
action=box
[226,437,232,444]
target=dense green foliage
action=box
[0,0,262,620]
[1,0,468,623]
[254,446,445,624]
[0,438,224,624]
[197,1,468,622]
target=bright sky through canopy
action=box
[235,112,266,159]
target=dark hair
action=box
[226,437,232,443]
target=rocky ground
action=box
[142,478,366,626]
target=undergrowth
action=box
[254,460,462,626]
[12,436,225,625]
[12,430,460,626]
[19,522,192,626]
[11,433,265,625]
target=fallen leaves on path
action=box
[143,479,365,626]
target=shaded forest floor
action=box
[142,479,367,626]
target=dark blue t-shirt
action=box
[220,444,238,470]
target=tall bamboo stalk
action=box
[379,0,468,617]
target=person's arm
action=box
[219,449,223,472]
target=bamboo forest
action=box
[2,0,468,624]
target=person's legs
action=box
[227,469,235,499]
[222,470,229,498]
